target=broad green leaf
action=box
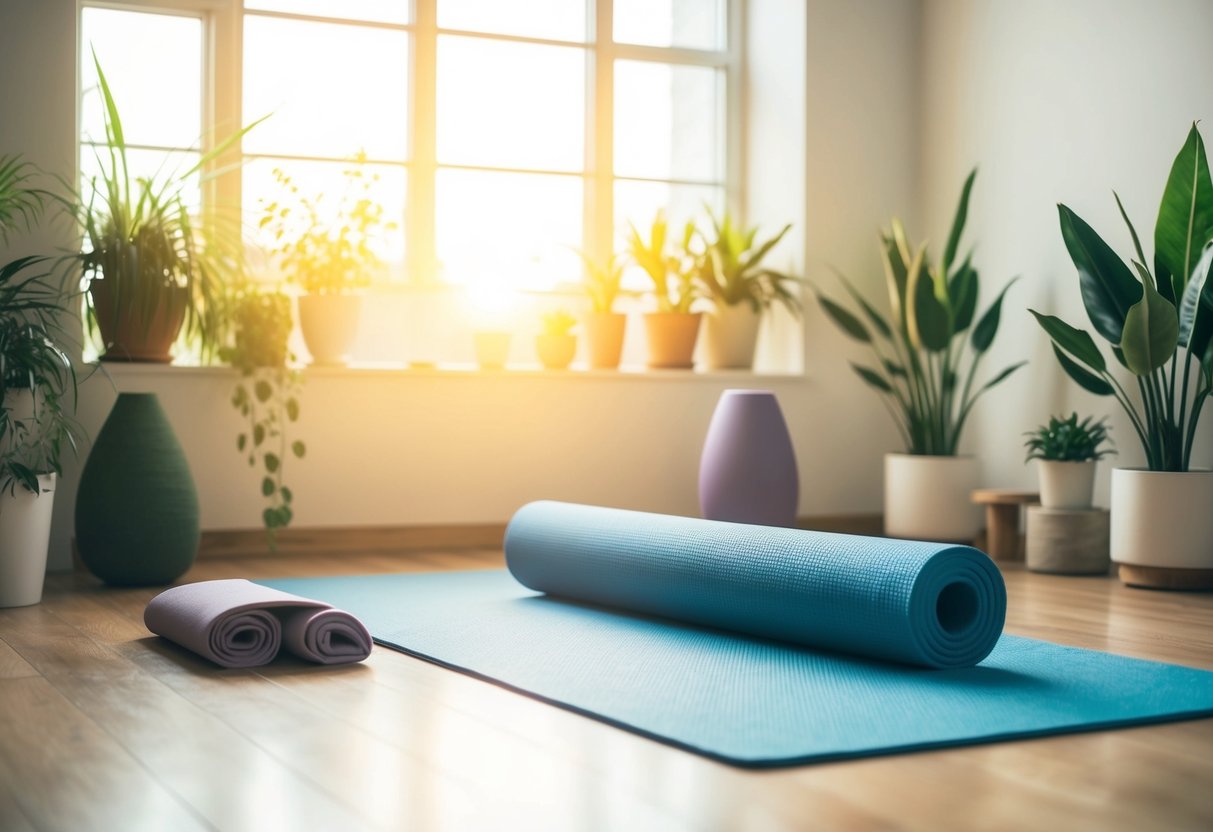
[265,452,280,473]
[291,440,306,458]
[286,397,300,421]
[281,486,293,504]
[879,233,908,332]
[943,169,976,272]
[1028,309,1106,371]
[948,258,978,331]
[906,246,950,351]
[972,278,1017,352]
[1179,244,1213,357]
[815,292,870,342]
[1120,274,1178,375]
[1051,344,1113,395]
[254,379,272,402]
[261,477,276,497]
[263,507,278,528]
[253,424,265,446]
[851,363,893,393]
[1155,123,1213,301]
[1058,203,1142,343]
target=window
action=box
[79,1,738,359]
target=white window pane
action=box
[615,180,723,289]
[245,1,409,25]
[614,0,724,50]
[79,146,203,215]
[439,0,585,42]
[436,170,581,289]
[81,8,202,149]
[243,17,408,160]
[242,157,406,282]
[437,38,584,172]
[615,62,722,182]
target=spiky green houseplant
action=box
[814,170,1024,454]
[63,53,261,362]
[578,250,628,369]
[696,210,799,314]
[627,210,703,368]
[1024,414,1115,463]
[1031,124,1213,473]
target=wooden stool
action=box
[971,489,1040,561]
[1025,506,1110,575]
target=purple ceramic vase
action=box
[699,389,799,527]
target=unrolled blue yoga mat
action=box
[262,501,1213,767]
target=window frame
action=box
[78,0,745,291]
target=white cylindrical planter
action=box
[1111,468,1213,589]
[703,303,762,370]
[1037,460,1097,509]
[0,473,56,607]
[298,293,363,366]
[884,454,983,542]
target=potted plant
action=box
[1031,123,1213,589]
[0,156,81,607]
[814,170,1024,541]
[1023,413,1114,509]
[261,154,394,366]
[579,250,626,369]
[220,281,305,549]
[628,210,700,369]
[536,309,577,370]
[62,54,258,362]
[695,210,800,370]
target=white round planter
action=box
[1037,460,1097,509]
[0,473,56,608]
[1111,468,1213,588]
[703,303,762,370]
[298,293,363,366]
[884,453,983,542]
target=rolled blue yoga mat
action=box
[261,501,1213,767]
[504,501,1006,669]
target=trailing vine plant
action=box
[220,284,305,547]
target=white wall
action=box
[919,0,1213,502]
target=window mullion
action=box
[409,0,438,286]
[210,0,242,223]
[726,0,745,222]
[588,0,613,269]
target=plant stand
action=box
[1117,565,1213,590]
[970,489,1039,561]
[1025,506,1110,575]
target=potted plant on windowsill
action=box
[536,309,577,370]
[695,211,800,370]
[261,154,394,366]
[813,169,1024,541]
[219,280,304,549]
[61,53,259,363]
[579,250,626,369]
[1023,413,1115,510]
[628,210,700,369]
[1031,123,1213,589]
[0,156,81,607]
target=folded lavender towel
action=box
[144,579,373,668]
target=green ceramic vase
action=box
[76,393,200,585]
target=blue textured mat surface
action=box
[260,503,1213,767]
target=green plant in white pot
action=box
[1023,414,1115,510]
[627,210,701,369]
[261,154,394,366]
[579,250,626,369]
[695,210,800,370]
[814,170,1024,541]
[1031,123,1213,588]
[0,157,81,607]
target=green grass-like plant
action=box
[627,210,697,314]
[541,308,577,337]
[1031,123,1213,472]
[695,209,799,314]
[814,170,1024,455]
[578,250,624,315]
[1023,413,1115,463]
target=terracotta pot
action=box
[585,312,626,369]
[298,293,362,366]
[703,303,762,370]
[89,277,187,363]
[1111,468,1213,589]
[536,333,577,369]
[884,453,983,542]
[643,312,702,369]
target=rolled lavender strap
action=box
[145,578,372,668]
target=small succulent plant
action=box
[1023,413,1115,463]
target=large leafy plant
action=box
[695,210,799,314]
[62,53,260,360]
[1031,124,1213,472]
[626,210,697,314]
[814,170,1024,455]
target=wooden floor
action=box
[1,551,1211,832]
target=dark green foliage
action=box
[1024,413,1115,463]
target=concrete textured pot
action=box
[585,312,626,369]
[703,302,761,370]
[1037,460,1097,509]
[643,312,701,369]
[298,293,362,366]
[884,453,983,542]
[1111,468,1213,589]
